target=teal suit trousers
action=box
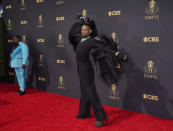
[14,67,27,92]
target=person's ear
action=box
[90,30,92,33]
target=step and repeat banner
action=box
[2,0,173,120]
[0,17,5,77]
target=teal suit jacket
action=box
[11,41,29,68]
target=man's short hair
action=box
[14,35,21,41]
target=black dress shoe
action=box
[76,114,91,119]
[16,90,21,93]
[20,91,25,96]
[95,121,104,127]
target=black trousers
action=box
[77,62,107,121]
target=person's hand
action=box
[22,64,26,69]
[115,64,120,69]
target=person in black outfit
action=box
[76,24,116,127]
[69,14,127,127]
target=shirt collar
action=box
[19,41,22,45]
[81,36,91,42]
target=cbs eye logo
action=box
[143,37,159,43]
[143,94,159,101]
[36,0,44,3]
[6,5,12,9]
[21,20,27,24]
[57,59,65,64]
[108,10,121,16]
[38,77,46,81]
[37,38,45,43]
[56,17,65,21]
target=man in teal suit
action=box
[10,35,29,96]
